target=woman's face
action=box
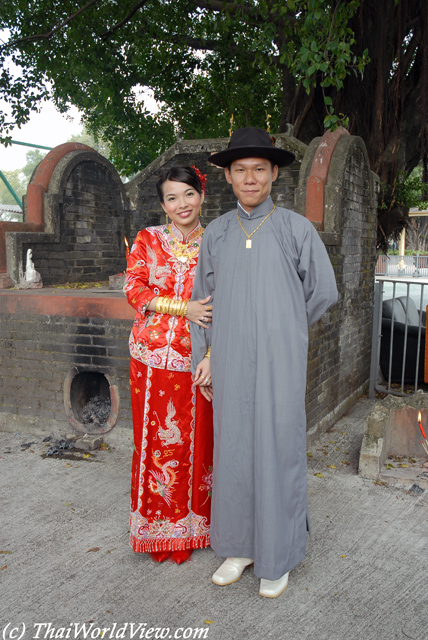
[160,180,204,235]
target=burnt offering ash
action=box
[46,439,73,456]
[69,371,112,432]
[82,394,111,426]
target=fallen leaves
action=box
[54,282,107,289]
[87,547,100,553]
[314,473,324,478]
[0,551,12,554]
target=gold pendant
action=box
[246,239,252,249]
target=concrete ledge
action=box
[0,288,135,320]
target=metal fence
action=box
[369,278,427,398]
[376,254,428,277]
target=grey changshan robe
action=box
[190,196,338,580]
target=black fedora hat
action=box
[208,126,295,168]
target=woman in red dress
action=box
[125,166,213,564]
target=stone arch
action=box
[5,145,130,285]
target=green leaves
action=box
[0,0,420,194]
[0,0,365,163]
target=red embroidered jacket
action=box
[125,222,203,372]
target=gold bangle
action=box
[170,299,179,315]
[155,296,165,313]
[165,298,172,314]
[156,297,188,317]
[205,346,211,359]
[157,296,172,315]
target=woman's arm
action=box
[124,231,158,315]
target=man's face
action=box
[224,157,278,212]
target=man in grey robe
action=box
[190,127,338,598]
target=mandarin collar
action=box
[169,220,202,243]
[237,196,275,221]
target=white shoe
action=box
[211,557,254,586]
[259,572,289,598]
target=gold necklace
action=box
[167,224,203,263]
[236,205,276,248]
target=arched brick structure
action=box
[3,144,130,285]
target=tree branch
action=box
[190,1,257,16]
[190,0,295,27]
[136,21,253,58]
[0,0,102,52]
[100,0,151,41]
[293,86,315,139]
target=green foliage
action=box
[21,148,47,180]
[0,0,425,202]
[0,168,26,206]
[388,170,428,211]
[387,249,428,256]
[67,127,110,158]
[0,148,47,212]
[0,0,369,174]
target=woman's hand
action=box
[186,296,212,329]
[193,357,212,401]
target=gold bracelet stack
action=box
[205,346,211,359]
[155,296,188,317]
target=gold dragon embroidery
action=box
[147,245,170,288]
[148,452,179,506]
[154,399,184,446]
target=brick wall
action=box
[0,292,133,438]
[301,134,378,439]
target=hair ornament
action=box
[192,165,208,193]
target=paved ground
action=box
[1,398,427,640]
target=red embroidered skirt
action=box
[129,358,213,552]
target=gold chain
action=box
[236,205,276,249]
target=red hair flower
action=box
[192,165,208,193]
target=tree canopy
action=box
[1,0,427,241]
